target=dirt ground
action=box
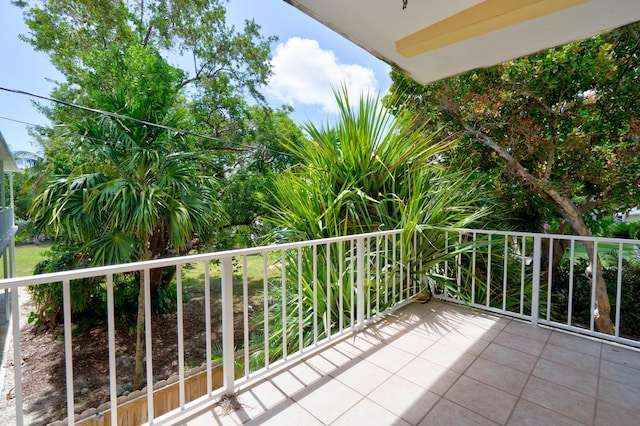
[1,286,257,425]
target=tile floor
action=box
[176,300,640,425]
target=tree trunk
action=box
[462,126,615,334]
[133,274,146,390]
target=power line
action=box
[0,86,295,157]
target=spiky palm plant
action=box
[250,88,490,366]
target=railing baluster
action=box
[503,236,508,311]
[204,260,212,394]
[357,238,365,330]
[393,234,397,303]
[366,237,371,319]
[63,279,75,426]
[326,243,332,338]
[281,251,287,359]
[144,268,154,423]
[106,274,118,426]
[400,235,404,300]
[221,257,235,395]
[615,242,623,338]
[313,244,318,345]
[531,236,541,325]
[546,239,553,322]
[457,233,462,297]
[568,241,575,327]
[486,234,492,307]
[243,256,250,377]
[590,241,598,332]
[262,255,269,370]
[338,241,343,332]
[384,235,389,305]
[177,264,185,409]
[350,239,355,328]
[12,284,23,426]
[471,231,477,304]
[520,237,526,315]
[297,248,303,352]
[375,236,380,316]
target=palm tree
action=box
[257,89,489,364]
[30,103,223,388]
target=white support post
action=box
[221,257,235,396]
[531,236,541,326]
[356,238,365,330]
[62,279,75,426]
[11,285,22,426]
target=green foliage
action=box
[385,23,640,233]
[252,90,491,365]
[552,255,640,338]
[608,220,640,240]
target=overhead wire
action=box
[0,86,295,157]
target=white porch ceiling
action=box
[284,0,640,84]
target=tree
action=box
[385,24,640,334]
[257,90,490,358]
[14,0,285,388]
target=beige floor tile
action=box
[332,358,392,395]
[493,330,546,356]
[595,399,640,426]
[533,358,598,397]
[467,313,510,331]
[332,397,411,426]
[368,375,440,425]
[445,375,518,424]
[418,398,497,426]
[440,330,491,356]
[598,377,640,413]
[503,321,551,342]
[419,341,477,373]
[452,321,502,341]
[387,329,436,355]
[365,343,415,373]
[268,361,324,397]
[305,347,352,375]
[465,357,529,396]
[507,399,584,426]
[599,359,640,391]
[186,406,241,426]
[521,376,596,424]
[541,343,599,374]
[481,342,538,373]
[245,399,323,426]
[397,356,460,395]
[293,377,362,424]
[229,380,288,422]
[601,344,640,370]
[405,318,452,339]
[547,331,602,358]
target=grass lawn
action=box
[15,243,50,277]
[571,242,638,266]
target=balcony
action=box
[1,227,639,425]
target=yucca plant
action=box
[251,88,490,366]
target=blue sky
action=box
[0,0,391,155]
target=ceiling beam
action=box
[396,0,591,58]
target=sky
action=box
[0,0,392,155]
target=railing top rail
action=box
[2,225,637,290]
[449,227,640,245]
[0,228,405,289]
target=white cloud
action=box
[266,37,378,114]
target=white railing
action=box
[1,227,639,425]
[1,229,423,426]
[431,228,640,347]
